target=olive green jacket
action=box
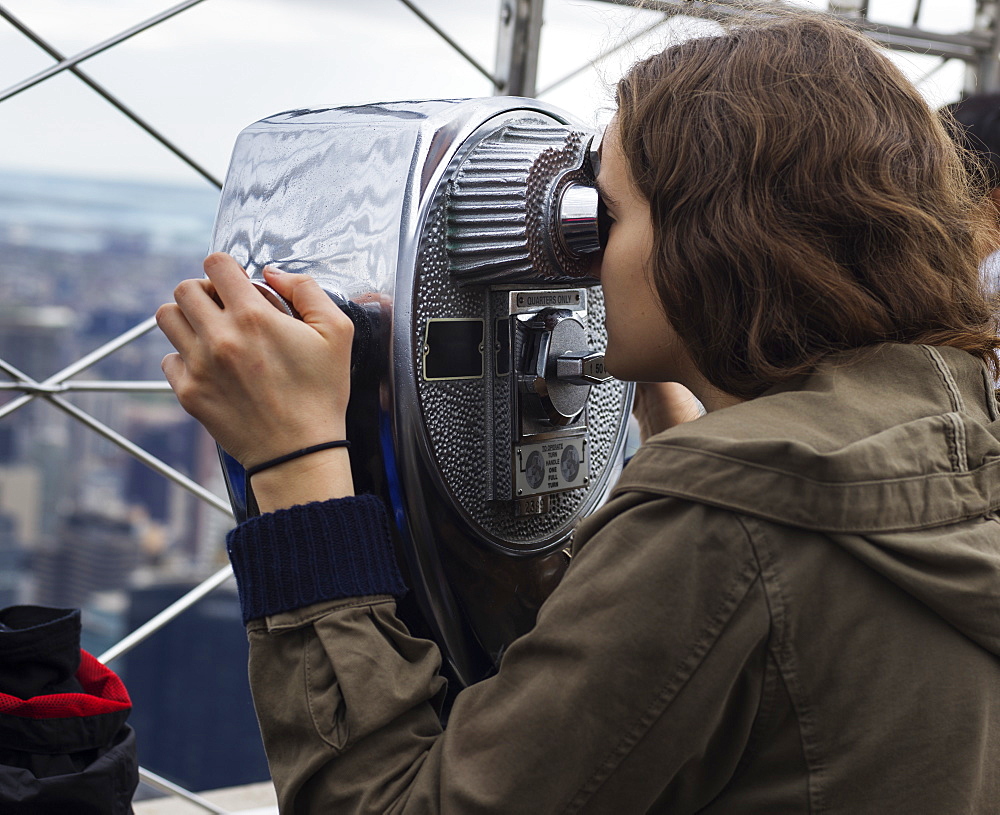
[242,343,1000,813]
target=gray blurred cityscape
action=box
[0,170,270,791]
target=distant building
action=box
[120,582,270,792]
[0,463,43,547]
[33,510,140,609]
[125,416,200,525]
[0,302,78,542]
[0,303,76,382]
[0,510,24,607]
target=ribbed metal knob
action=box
[445,123,600,287]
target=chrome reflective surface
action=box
[558,183,603,256]
[212,101,444,299]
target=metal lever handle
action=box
[555,351,612,385]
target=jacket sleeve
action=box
[235,493,770,814]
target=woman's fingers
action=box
[170,277,228,337]
[263,266,354,339]
[155,301,197,357]
[201,252,260,311]
[154,253,356,467]
[159,351,185,392]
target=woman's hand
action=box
[157,253,356,510]
[632,382,704,443]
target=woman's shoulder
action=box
[613,343,1000,534]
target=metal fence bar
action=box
[0,381,174,393]
[0,6,223,188]
[0,0,209,104]
[49,316,161,383]
[862,31,979,62]
[493,0,544,96]
[0,350,229,510]
[99,564,234,665]
[536,13,672,97]
[397,0,499,85]
[591,0,992,62]
[972,0,1000,91]
[0,391,31,421]
[137,766,233,815]
[45,392,232,513]
[0,315,158,421]
[0,357,37,420]
[859,21,992,52]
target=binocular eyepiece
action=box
[444,121,607,286]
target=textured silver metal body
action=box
[211,98,633,685]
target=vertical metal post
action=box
[971,0,1000,92]
[494,0,544,97]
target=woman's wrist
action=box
[249,446,354,513]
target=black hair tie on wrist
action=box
[246,440,351,478]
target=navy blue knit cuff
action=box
[226,494,407,624]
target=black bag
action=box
[0,606,138,814]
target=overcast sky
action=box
[0,0,979,188]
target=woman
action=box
[158,9,1000,814]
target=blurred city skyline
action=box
[0,0,980,187]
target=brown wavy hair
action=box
[616,9,1000,399]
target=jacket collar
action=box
[615,344,1000,533]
